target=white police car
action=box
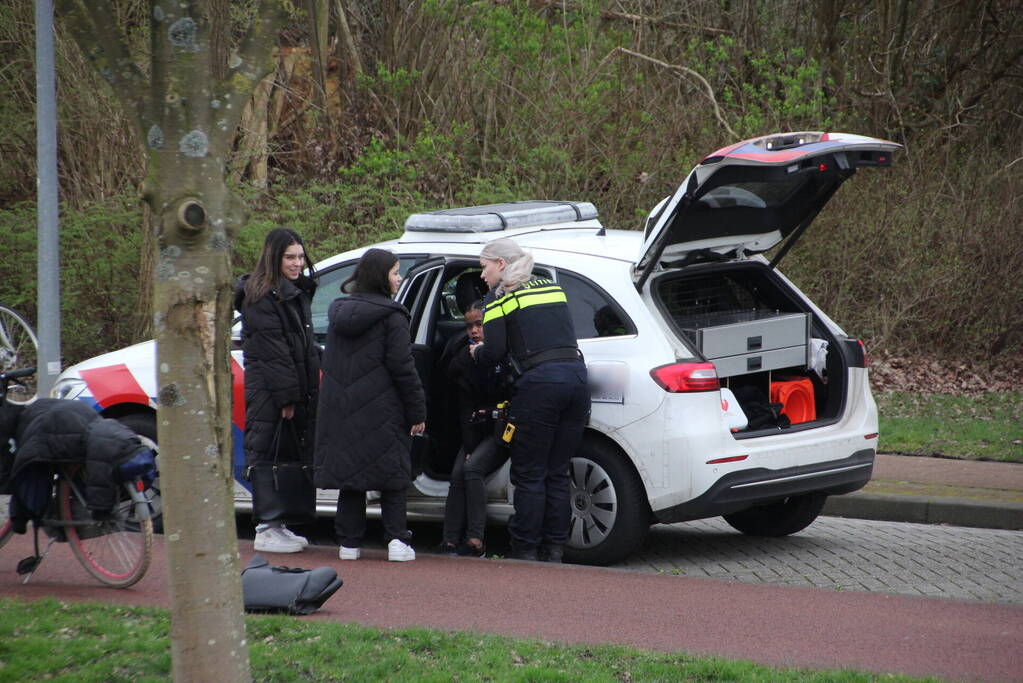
[52,131,898,564]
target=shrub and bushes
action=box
[0,0,1019,368]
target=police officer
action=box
[471,238,590,562]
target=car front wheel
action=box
[563,440,649,566]
[722,493,827,537]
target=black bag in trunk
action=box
[732,385,791,430]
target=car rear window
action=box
[558,271,634,339]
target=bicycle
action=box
[0,305,39,404]
[0,368,154,588]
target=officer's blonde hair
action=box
[480,238,534,295]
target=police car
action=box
[51,131,898,565]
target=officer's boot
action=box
[538,544,563,563]
[510,543,539,561]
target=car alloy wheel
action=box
[568,456,619,549]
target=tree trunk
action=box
[307,0,330,113]
[147,159,248,681]
[56,2,288,680]
[232,70,277,188]
[131,201,156,343]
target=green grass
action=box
[875,392,1023,463]
[0,598,934,682]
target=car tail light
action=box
[650,362,720,392]
[857,339,869,367]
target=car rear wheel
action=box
[564,439,649,566]
[722,493,827,537]
[115,413,162,533]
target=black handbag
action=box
[247,419,316,524]
[241,554,342,615]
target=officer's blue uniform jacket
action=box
[476,278,579,370]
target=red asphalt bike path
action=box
[2,533,1020,682]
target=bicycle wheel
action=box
[0,305,39,404]
[0,494,13,550]
[59,473,152,588]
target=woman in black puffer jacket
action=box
[314,248,426,562]
[235,227,320,554]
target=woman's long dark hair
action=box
[244,227,316,302]
[342,248,398,297]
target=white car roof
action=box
[314,228,643,273]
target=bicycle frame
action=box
[2,372,155,588]
[126,479,154,521]
[36,470,152,530]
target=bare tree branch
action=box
[307,0,330,112]
[492,0,730,37]
[55,0,150,135]
[217,1,290,136]
[333,0,401,139]
[597,47,738,139]
[335,0,365,77]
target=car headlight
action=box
[51,377,87,400]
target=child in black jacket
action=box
[438,301,508,557]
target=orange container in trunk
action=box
[770,377,816,424]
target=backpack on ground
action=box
[241,554,343,615]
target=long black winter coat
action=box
[235,274,321,468]
[0,399,148,514]
[314,293,426,492]
[440,333,505,453]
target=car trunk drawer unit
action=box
[680,311,810,378]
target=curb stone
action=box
[823,491,1023,530]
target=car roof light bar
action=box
[404,201,598,234]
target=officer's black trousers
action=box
[506,360,590,554]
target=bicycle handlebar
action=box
[0,367,36,382]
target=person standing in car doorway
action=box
[437,299,508,558]
[471,238,590,562]
[314,248,426,562]
[235,227,320,554]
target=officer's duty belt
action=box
[519,346,583,372]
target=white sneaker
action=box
[254,527,303,554]
[279,526,309,548]
[339,546,361,560]
[388,539,415,562]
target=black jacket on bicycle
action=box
[0,399,151,527]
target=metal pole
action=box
[36,0,61,396]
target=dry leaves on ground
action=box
[870,355,1023,395]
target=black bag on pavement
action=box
[241,554,342,615]
[248,419,316,524]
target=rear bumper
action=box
[653,448,875,523]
